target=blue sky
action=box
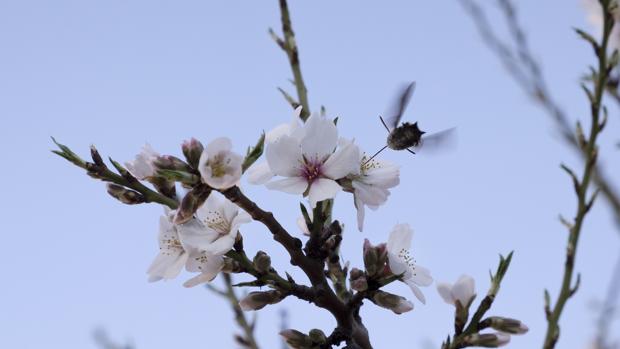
[1,1,619,348]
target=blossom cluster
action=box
[53,104,528,348]
[123,108,405,287]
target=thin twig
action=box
[270,0,311,120]
[460,1,618,348]
[51,139,179,209]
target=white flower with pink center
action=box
[247,106,303,185]
[264,113,360,207]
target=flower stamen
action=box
[204,211,232,235]
[209,155,230,178]
[301,157,324,183]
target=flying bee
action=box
[366,81,456,162]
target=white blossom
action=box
[181,192,252,256]
[125,143,159,180]
[264,113,360,207]
[386,223,433,304]
[348,148,400,231]
[147,210,189,282]
[436,274,476,307]
[199,137,243,189]
[247,107,303,185]
[147,210,225,287]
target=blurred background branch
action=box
[595,254,620,349]
[460,0,620,348]
[460,0,620,228]
[207,274,260,349]
[93,328,134,349]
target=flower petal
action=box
[363,159,400,188]
[411,265,433,286]
[387,223,413,254]
[265,135,302,177]
[387,251,408,276]
[322,140,360,179]
[266,177,308,194]
[183,255,224,288]
[405,279,427,304]
[125,143,159,180]
[436,282,455,304]
[147,251,188,282]
[352,181,390,207]
[204,234,237,255]
[307,178,341,208]
[246,161,274,185]
[355,194,366,232]
[205,137,232,158]
[301,114,338,161]
[452,274,476,306]
[297,215,311,236]
[177,218,218,250]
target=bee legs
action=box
[406,148,416,155]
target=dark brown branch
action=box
[219,186,370,348]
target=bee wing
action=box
[383,81,416,130]
[417,127,457,153]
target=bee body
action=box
[387,122,425,150]
[365,82,454,163]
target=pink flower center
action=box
[301,157,323,183]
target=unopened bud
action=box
[372,291,414,314]
[349,268,368,292]
[308,329,326,344]
[324,234,340,251]
[90,145,105,167]
[239,290,284,311]
[363,239,387,278]
[253,251,272,274]
[153,155,193,173]
[485,317,529,335]
[182,138,204,169]
[376,243,387,265]
[174,185,211,224]
[463,333,511,347]
[149,176,177,199]
[279,329,312,349]
[106,184,145,205]
[86,162,103,179]
[221,257,242,273]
